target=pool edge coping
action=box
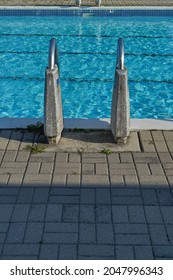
[0,118,172,130]
[0,6,173,10]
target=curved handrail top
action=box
[117,38,124,70]
[49,38,58,70]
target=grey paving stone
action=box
[154,141,169,152]
[156,189,173,205]
[165,225,173,244]
[97,224,114,244]
[0,205,14,222]
[0,223,9,233]
[115,234,150,245]
[55,153,68,163]
[0,187,19,196]
[2,244,39,256]
[78,245,114,257]
[23,174,52,183]
[136,163,150,175]
[153,246,173,259]
[96,206,112,223]
[0,167,25,174]
[116,246,134,259]
[28,204,46,222]
[62,205,79,223]
[80,189,95,204]
[79,223,96,244]
[68,153,81,163]
[112,197,143,205]
[96,189,111,204]
[149,164,164,175]
[15,151,30,162]
[6,223,26,243]
[160,206,173,224]
[139,131,153,141]
[158,152,173,163]
[107,153,120,163]
[139,175,168,187]
[82,175,109,187]
[0,139,9,150]
[82,163,95,175]
[141,189,159,206]
[114,224,148,234]
[24,223,44,243]
[54,163,81,174]
[128,206,146,223]
[52,175,66,187]
[48,195,80,204]
[43,232,78,243]
[59,245,77,260]
[134,246,154,260]
[40,162,54,174]
[144,206,163,224]
[0,175,9,185]
[25,162,41,174]
[66,175,80,187]
[82,154,107,163]
[8,174,24,185]
[133,153,159,163]
[124,175,139,187]
[167,176,173,187]
[149,225,169,245]
[17,188,34,203]
[11,204,30,222]
[32,188,49,203]
[109,163,136,175]
[96,164,108,175]
[163,131,173,141]
[50,187,80,196]
[80,205,95,223]
[0,196,16,204]
[45,204,62,222]
[110,175,124,187]
[0,233,6,243]
[44,222,78,233]
[7,136,22,150]
[39,244,59,260]
[152,131,165,141]
[30,153,55,163]
[3,151,17,162]
[112,206,129,223]
[167,141,173,152]
[111,188,141,197]
[120,153,133,163]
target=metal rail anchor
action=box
[44,38,63,144]
[111,38,130,144]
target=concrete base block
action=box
[111,68,130,144]
[48,135,61,144]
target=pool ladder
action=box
[76,0,101,6]
[44,37,130,144]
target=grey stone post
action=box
[111,39,130,144]
[44,39,63,144]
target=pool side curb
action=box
[0,118,172,130]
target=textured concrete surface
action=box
[0,129,173,259]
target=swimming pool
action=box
[0,9,173,119]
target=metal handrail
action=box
[48,38,58,70]
[117,38,124,70]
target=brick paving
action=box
[0,129,173,259]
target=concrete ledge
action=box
[0,118,172,130]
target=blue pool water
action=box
[0,14,173,118]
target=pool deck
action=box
[0,0,173,260]
[0,129,173,260]
[0,0,172,6]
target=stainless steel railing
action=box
[117,38,124,70]
[48,38,58,70]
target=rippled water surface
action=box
[0,15,173,118]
